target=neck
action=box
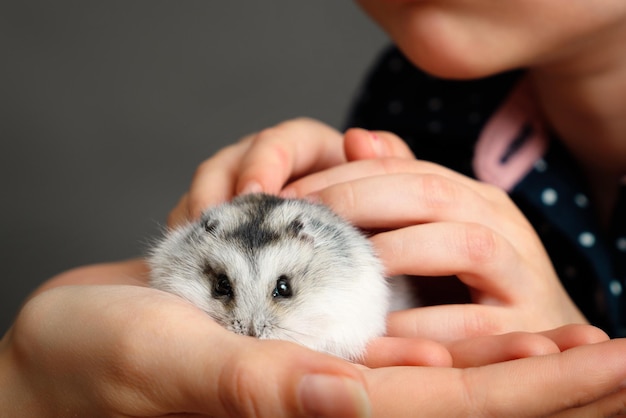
[529,25,626,176]
[527,21,626,224]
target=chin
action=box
[398,41,519,80]
[393,22,523,79]
[374,4,529,79]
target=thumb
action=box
[191,339,372,418]
[344,128,415,161]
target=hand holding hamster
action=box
[149,193,412,361]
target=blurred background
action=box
[0,1,388,332]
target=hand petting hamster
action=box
[149,193,414,361]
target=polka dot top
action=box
[347,46,626,337]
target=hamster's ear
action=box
[287,218,314,245]
[203,218,219,235]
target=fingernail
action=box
[239,181,263,196]
[279,188,296,199]
[368,131,385,157]
[302,193,322,204]
[298,375,371,418]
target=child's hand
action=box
[168,118,343,226]
[167,118,413,226]
[171,118,586,336]
[364,324,607,368]
[284,155,588,337]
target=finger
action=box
[386,303,512,340]
[188,141,250,219]
[191,339,371,418]
[385,304,580,342]
[309,173,505,231]
[371,223,521,303]
[446,332,560,368]
[538,324,609,351]
[235,118,345,197]
[343,128,415,161]
[362,337,452,368]
[283,158,503,203]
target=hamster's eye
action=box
[273,275,292,298]
[214,274,233,298]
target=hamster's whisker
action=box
[272,325,316,346]
[273,324,314,338]
[276,333,304,346]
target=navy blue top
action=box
[347,47,626,337]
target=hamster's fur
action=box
[148,193,412,361]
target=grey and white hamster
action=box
[148,193,413,361]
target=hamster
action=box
[148,193,414,361]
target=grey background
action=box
[0,2,388,333]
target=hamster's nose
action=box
[247,321,258,338]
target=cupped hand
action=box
[168,118,413,226]
[0,262,371,418]
[284,155,587,339]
